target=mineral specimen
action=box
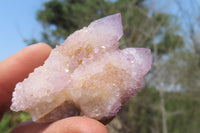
[10,13,152,124]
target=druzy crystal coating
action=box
[10,13,152,123]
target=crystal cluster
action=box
[10,13,152,123]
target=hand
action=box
[0,43,108,133]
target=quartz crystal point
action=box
[10,13,152,123]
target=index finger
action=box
[0,43,52,113]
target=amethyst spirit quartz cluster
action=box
[10,13,152,124]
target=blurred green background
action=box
[1,0,200,132]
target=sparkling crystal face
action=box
[10,13,152,123]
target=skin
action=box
[0,43,108,133]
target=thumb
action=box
[10,116,109,133]
[43,117,108,133]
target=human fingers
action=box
[10,117,109,133]
[43,116,109,133]
[0,43,52,113]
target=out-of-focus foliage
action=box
[28,0,183,53]
[118,87,161,133]
[157,50,200,92]
[0,112,30,133]
[108,88,200,133]
[30,0,112,47]
[2,89,200,133]
[150,31,184,55]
